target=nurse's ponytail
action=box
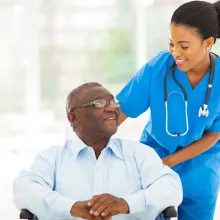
[214,0,220,39]
[171,1,219,43]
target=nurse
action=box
[117,1,220,220]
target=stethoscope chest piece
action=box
[198,104,209,117]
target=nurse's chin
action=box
[176,64,190,72]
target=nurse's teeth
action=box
[176,59,186,64]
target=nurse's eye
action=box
[181,46,188,50]
[169,43,174,47]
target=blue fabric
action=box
[156,216,170,220]
[117,50,220,219]
[117,51,220,153]
[155,216,166,220]
[153,143,220,220]
[13,136,182,220]
[178,194,218,220]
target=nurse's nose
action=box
[171,47,181,58]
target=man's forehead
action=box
[81,86,113,101]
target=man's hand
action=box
[71,200,112,220]
[71,200,91,219]
[87,193,129,217]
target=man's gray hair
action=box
[66,82,103,113]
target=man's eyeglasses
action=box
[69,99,120,112]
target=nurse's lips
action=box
[175,59,187,65]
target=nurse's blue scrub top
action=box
[117,51,220,197]
[117,51,220,154]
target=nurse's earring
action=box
[207,45,212,51]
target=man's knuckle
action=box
[101,201,109,207]
[103,194,109,199]
[93,203,100,209]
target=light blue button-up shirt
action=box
[13,136,182,220]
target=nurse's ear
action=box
[204,36,215,50]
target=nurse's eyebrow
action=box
[169,38,190,43]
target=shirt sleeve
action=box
[122,143,183,219]
[116,63,152,118]
[208,113,220,132]
[13,147,76,220]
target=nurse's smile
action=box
[116,1,220,219]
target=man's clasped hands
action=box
[70,193,129,220]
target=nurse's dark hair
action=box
[171,0,220,42]
[66,82,110,114]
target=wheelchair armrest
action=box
[161,206,177,218]
[19,207,177,219]
[20,209,35,219]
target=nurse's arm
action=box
[118,109,128,125]
[163,131,220,167]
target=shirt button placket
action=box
[94,163,102,194]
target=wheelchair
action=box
[20,206,177,220]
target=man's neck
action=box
[81,136,110,159]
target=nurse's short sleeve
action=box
[209,113,220,132]
[116,64,151,118]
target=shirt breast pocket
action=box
[108,179,141,197]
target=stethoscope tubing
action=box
[164,53,214,136]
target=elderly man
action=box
[13,82,182,220]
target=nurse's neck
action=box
[187,53,215,89]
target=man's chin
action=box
[105,127,117,138]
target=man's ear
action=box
[67,112,80,128]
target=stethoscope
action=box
[164,53,215,137]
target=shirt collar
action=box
[106,138,124,160]
[70,135,88,159]
[70,135,124,160]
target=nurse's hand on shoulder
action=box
[87,193,129,218]
[162,157,173,167]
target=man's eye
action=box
[94,100,106,108]
[182,46,188,50]
[96,100,105,105]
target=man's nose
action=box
[104,104,119,115]
[104,104,117,111]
